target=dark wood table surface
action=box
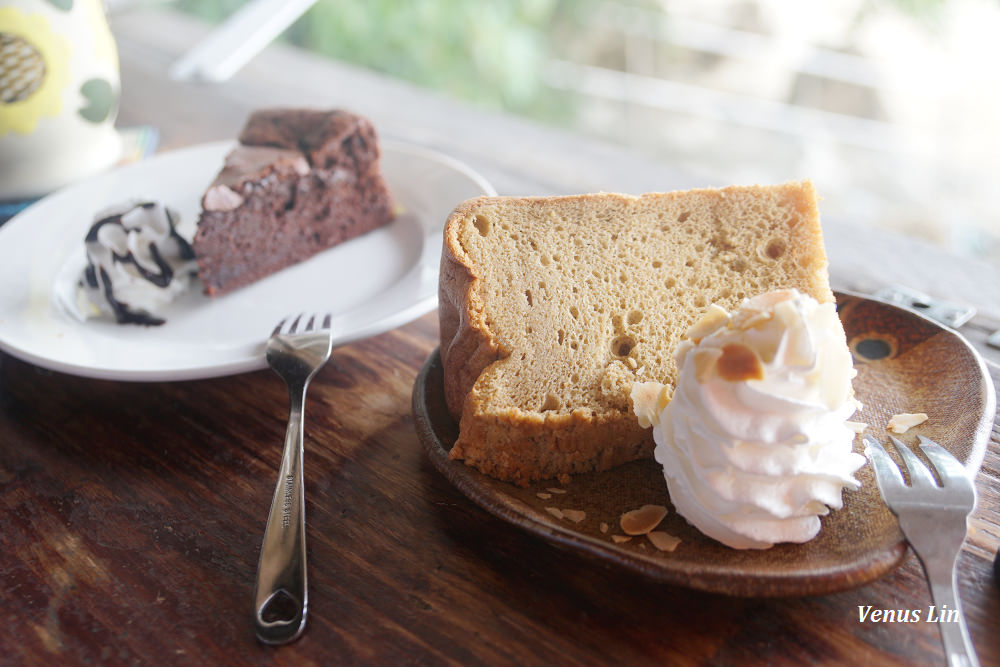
[2,9,999,666]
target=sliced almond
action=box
[546,488,567,495]
[888,413,928,434]
[544,507,563,519]
[562,509,586,523]
[537,492,552,500]
[729,309,773,331]
[692,347,723,383]
[845,421,868,434]
[729,290,795,331]
[647,531,682,552]
[686,304,730,341]
[600,522,609,534]
[716,343,764,382]
[611,535,632,544]
[630,381,672,428]
[673,339,694,364]
[620,504,668,535]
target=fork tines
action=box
[272,313,333,337]
[864,436,976,511]
[863,434,976,508]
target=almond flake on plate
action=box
[544,507,563,519]
[620,505,668,535]
[561,509,586,523]
[888,412,928,434]
[647,531,682,552]
[611,535,632,544]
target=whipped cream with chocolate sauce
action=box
[80,201,197,325]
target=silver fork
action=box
[864,434,980,667]
[253,313,333,645]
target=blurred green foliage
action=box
[174,0,615,123]
[174,0,953,124]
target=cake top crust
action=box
[210,145,309,189]
[237,108,380,173]
[203,108,382,206]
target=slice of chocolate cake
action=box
[193,109,395,296]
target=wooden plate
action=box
[412,293,995,597]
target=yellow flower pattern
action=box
[0,7,71,136]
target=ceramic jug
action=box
[0,0,121,200]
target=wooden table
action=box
[2,9,998,665]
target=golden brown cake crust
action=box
[438,198,503,423]
[439,183,833,486]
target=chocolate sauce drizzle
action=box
[82,201,196,326]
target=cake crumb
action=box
[647,531,682,552]
[620,505,668,535]
[888,413,928,434]
[600,522,609,534]
[611,535,632,544]
[557,474,572,485]
[544,507,564,519]
[537,492,552,500]
[562,509,586,523]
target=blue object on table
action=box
[0,200,37,227]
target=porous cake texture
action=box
[439,181,833,486]
[193,109,394,296]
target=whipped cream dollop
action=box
[79,201,197,325]
[631,289,865,549]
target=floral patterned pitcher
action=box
[0,0,121,200]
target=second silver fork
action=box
[864,434,980,667]
[253,313,333,645]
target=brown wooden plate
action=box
[412,292,995,597]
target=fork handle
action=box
[924,560,980,667]
[253,384,309,645]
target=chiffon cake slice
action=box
[438,181,834,486]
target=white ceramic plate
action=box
[0,141,496,381]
